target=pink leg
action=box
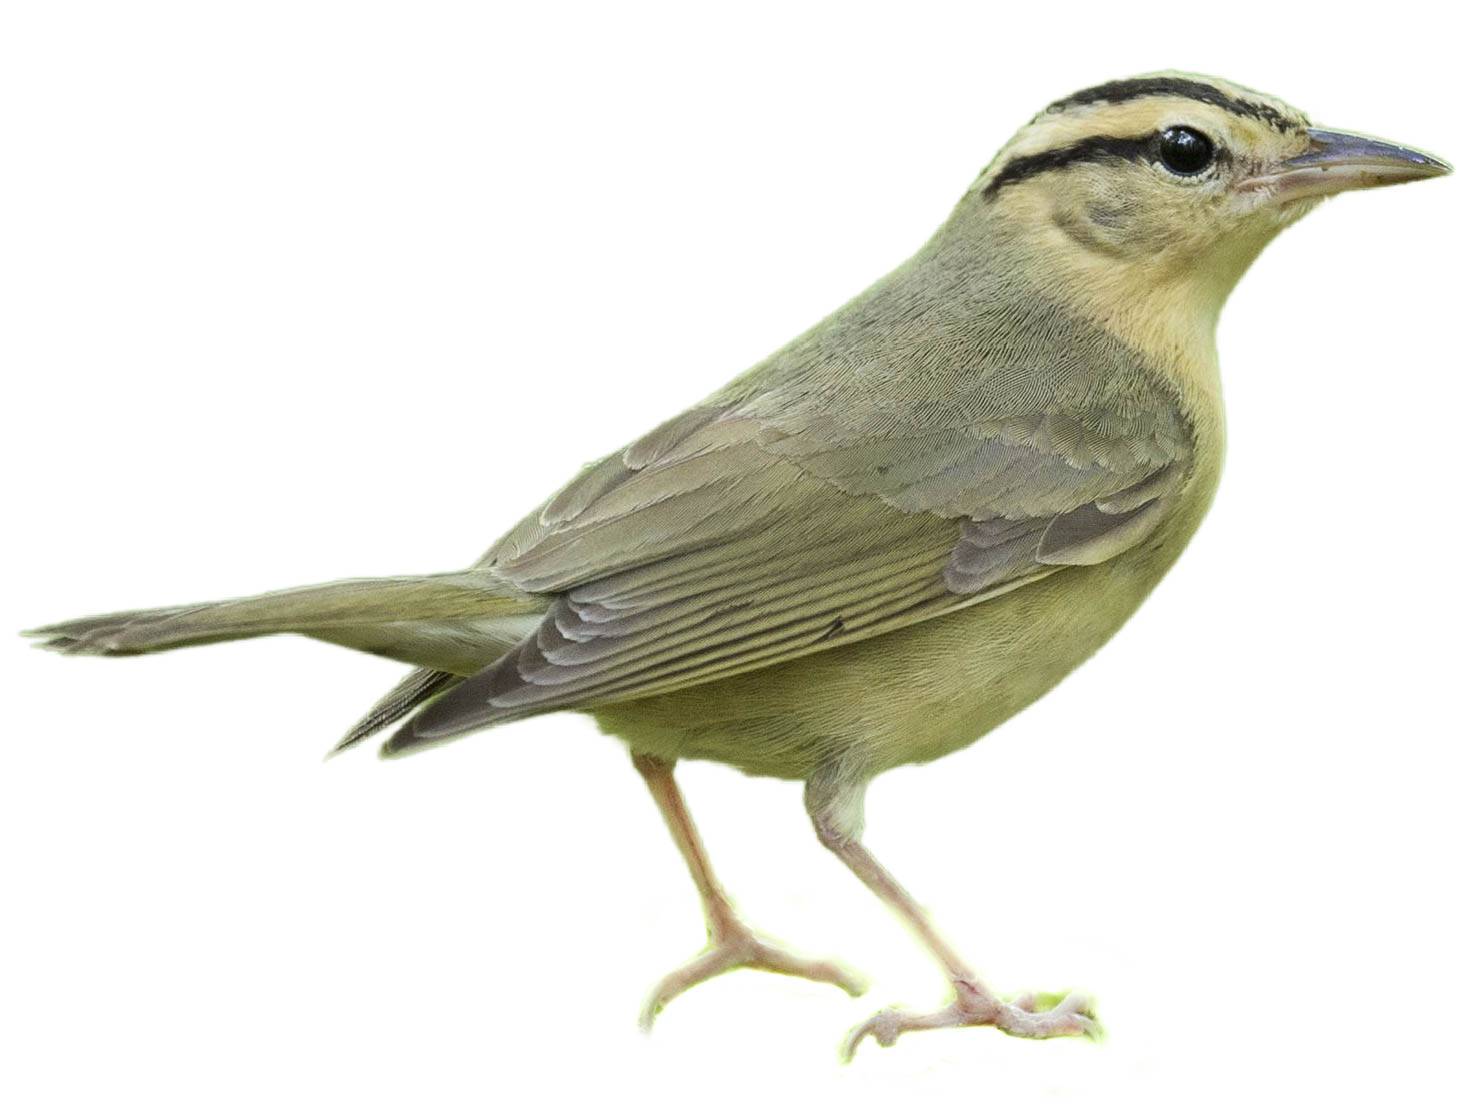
[808,780,1099,1059]
[632,752,865,1029]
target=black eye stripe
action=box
[983,133,1156,198]
[981,130,1226,199]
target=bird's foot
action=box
[640,919,865,1030]
[842,982,1100,1060]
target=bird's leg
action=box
[806,773,1098,1059]
[631,752,865,1029]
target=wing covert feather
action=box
[396,246,1196,749]
[397,403,1188,746]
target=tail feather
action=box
[26,604,213,655]
[24,571,545,674]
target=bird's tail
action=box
[23,570,546,677]
[331,665,463,754]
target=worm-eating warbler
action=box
[25,72,1450,1056]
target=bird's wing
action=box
[389,354,1192,752]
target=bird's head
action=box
[963,73,1450,359]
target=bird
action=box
[25,72,1450,1058]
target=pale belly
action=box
[592,532,1190,782]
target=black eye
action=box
[1157,126,1215,176]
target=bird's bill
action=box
[1243,128,1452,204]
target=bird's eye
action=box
[1157,126,1215,176]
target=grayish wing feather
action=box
[389,228,1194,754]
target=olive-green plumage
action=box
[25,72,1449,1054]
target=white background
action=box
[3,2,1479,1110]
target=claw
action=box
[640,927,865,1031]
[842,988,1100,1061]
